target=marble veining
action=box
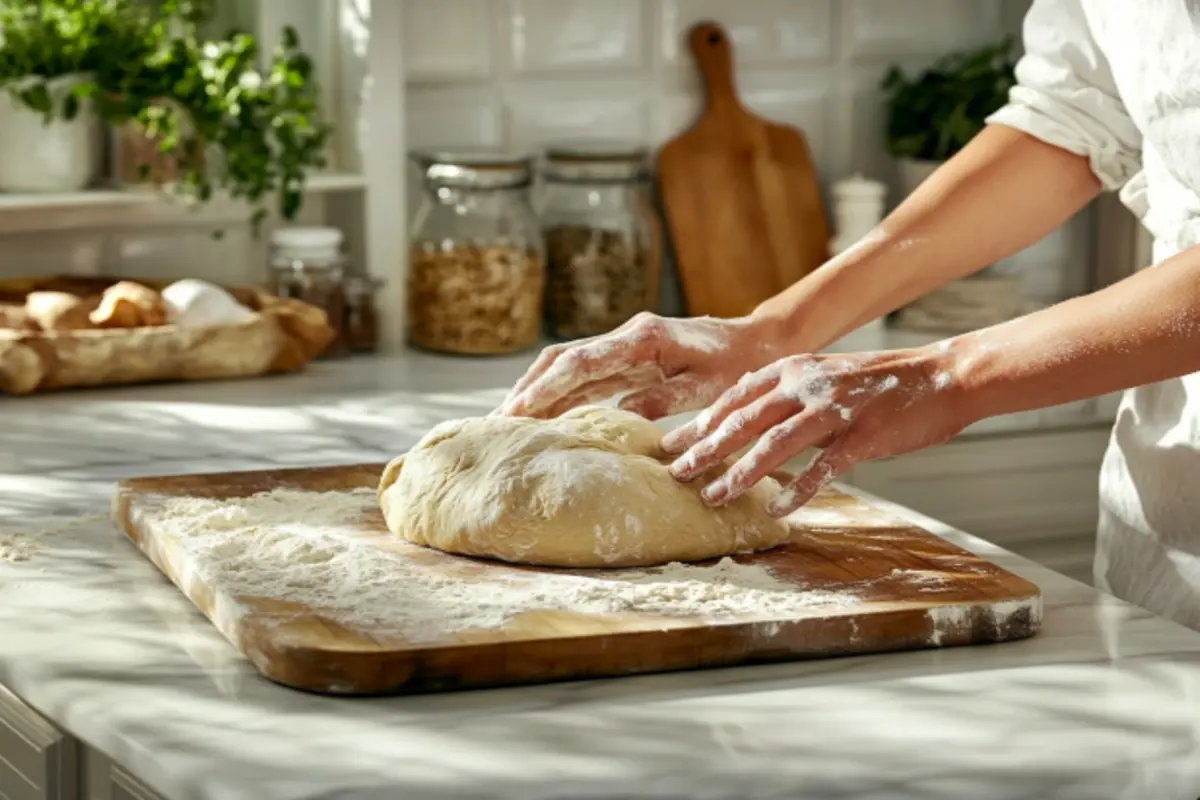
[0,353,1198,800]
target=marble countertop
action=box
[1,353,1197,800]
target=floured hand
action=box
[498,312,784,420]
[661,346,969,517]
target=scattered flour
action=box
[146,488,864,642]
[523,447,627,507]
[662,315,729,353]
[890,567,952,588]
[779,359,836,411]
[0,514,107,564]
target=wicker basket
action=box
[0,275,333,396]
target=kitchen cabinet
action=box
[0,686,76,800]
[0,687,168,800]
[79,752,164,800]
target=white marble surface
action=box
[1,353,1197,800]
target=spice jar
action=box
[537,140,661,340]
[407,148,545,355]
[344,275,382,353]
[269,226,349,357]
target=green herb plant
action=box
[0,0,330,231]
[881,38,1017,163]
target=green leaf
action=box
[880,38,1017,160]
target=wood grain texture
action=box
[112,463,1041,696]
[657,21,831,319]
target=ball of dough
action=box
[377,406,791,568]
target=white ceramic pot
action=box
[0,74,98,193]
[896,157,943,198]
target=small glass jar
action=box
[343,275,382,353]
[537,140,661,340]
[269,226,349,357]
[407,148,545,355]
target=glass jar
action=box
[407,148,545,355]
[269,226,349,357]
[537,140,661,340]
[343,275,382,354]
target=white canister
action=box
[828,173,887,256]
[0,74,98,193]
[828,173,889,350]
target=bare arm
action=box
[752,124,1103,352]
[951,244,1200,422]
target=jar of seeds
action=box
[407,148,545,355]
[537,140,661,340]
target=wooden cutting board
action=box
[658,21,832,319]
[113,463,1041,696]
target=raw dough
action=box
[377,406,791,568]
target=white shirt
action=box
[988,0,1200,630]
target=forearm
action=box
[952,245,1200,423]
[751,124,1102,352]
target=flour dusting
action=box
[662,315,729,353]
[925,595,1041,645]
[144,488,863,642]
[0,514,108,563]
[524,448,626,506]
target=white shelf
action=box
[0,190,145,211]
[0,172,366,234]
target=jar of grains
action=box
[407,148,545,355]
[537,140,661,340]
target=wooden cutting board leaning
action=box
[113,463,1041,696]
[657,21,832,319]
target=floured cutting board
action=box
[658,21,831,319]
[112,464,1041,696]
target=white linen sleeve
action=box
[986,0,1142,190]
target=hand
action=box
[498,312,788,420]
[660,346,970,517]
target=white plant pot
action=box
[896,157,943,199]
[0,74,98,193]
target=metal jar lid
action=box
[410,147,536,189]
[541,139,650,183]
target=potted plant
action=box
[0,0,330,231]
[0,0,112,192]
[881,38,1017,197]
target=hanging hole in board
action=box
[706,31,722,46]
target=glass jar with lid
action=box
[407,148,545,355]
[537,140,662,340]
[269,225,349,357]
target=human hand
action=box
[498,312,787,420]
[660,346,970,517]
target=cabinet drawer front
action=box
[0,687,75,800]
[0,753,43,800]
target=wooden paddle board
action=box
[658,21,832,318]
[112,463,1041,696]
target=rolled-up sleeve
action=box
[987,0,1141,190]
